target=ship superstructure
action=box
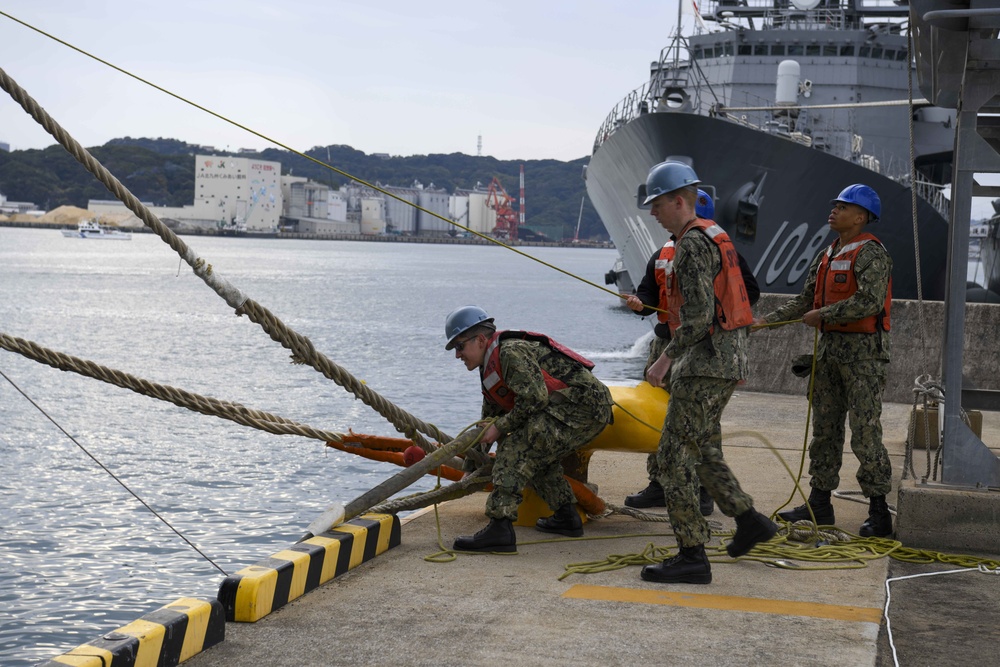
[587,0,956,300]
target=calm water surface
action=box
[0,227,650,665]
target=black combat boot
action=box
[777,488,836,525]
[859,495,894,537]
[452,518,517,553]
[727,508,778,558]
[640,544,712,584]
[535,503,584,537]
[624,480,666,508]
[699,486,715,516]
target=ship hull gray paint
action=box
[586,112,950,300]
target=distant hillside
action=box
[0,138,608,241]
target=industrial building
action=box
[91,155,282,234]
[83,153,518,239]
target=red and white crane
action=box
[484,169,521,241]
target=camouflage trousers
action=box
[486,410,610,521]
[808,356,892,497]
[655,376,753,547]
[642,335,671,480]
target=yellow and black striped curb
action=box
[217,512,401,622]
[39,596,225,666]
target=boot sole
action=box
[859,524,894,538]
[640,570,712,584]
[624,498,667,509]
[535,526,584,538]
[453,543,517,553]
[726,525,778,558]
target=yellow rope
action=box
[0,10,632,308]
[552,322,998,576]
[771,326,820,525]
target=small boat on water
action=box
[60,219,132,240]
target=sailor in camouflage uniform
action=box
[637,161,777,585]
[757,184,894,538]
[621,189,760,517]
[444,306,613,553]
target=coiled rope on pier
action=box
[0,64,448,454]
[901,374,979,484]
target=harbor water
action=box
[2,227,989,665]
[0,227,650,665]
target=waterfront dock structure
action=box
[177,390,1000,667]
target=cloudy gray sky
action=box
[0,1,679,161]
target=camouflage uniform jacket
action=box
[663,227,749,380]
[762,240,892,364]
[480,339,613,436]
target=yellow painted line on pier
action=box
[563,584,882,624]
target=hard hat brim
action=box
[830,198,879,222]
[445,318,494,350]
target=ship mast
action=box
[673,1,683,71]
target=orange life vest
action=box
[663,218,754,334]
[814,233,892,333]
[481,330,595,412]
[653,240,676,325]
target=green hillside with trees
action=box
[0,137,608,241]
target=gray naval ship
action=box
[586,0,956,300]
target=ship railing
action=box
[711,93,950,219]
[889,173,951,220]
[911,178,951,220]
[593,32,701,153]
[712,90,789,136]
[715,91,925,183]
[700,0,903,31]
[592,82,652,153]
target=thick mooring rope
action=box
[0,65,449,452]
[370,474,491,514]
[0,332,350,443]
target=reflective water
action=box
[0,227,650,665]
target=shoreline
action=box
[0,220,614,249]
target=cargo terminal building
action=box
[90,155,283,234]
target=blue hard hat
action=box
[696,189,714,219]
[831,184,880,222]
[642,161,700,206]
[445,305,494,350]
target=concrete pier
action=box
[176,390,1000,667]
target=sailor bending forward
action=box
[445,306,613,553]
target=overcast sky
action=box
[0,1,680,161]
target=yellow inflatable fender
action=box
[584,381,668,455]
